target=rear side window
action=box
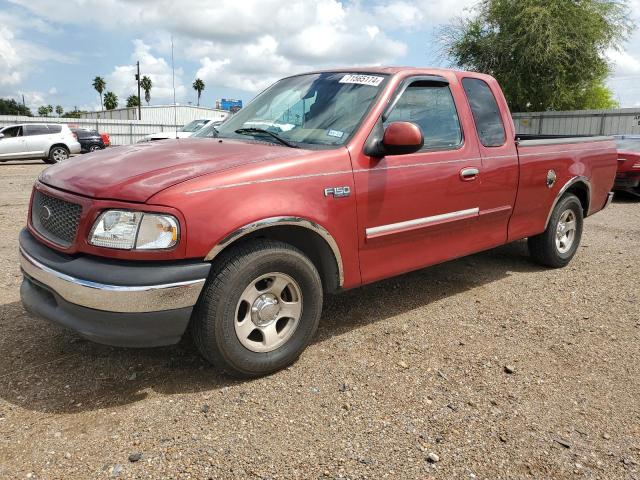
[24,125,50,136]
[462,78,506,147]
[385,81,462,150]
[48,125,62,133]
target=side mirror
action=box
[381,121,424,155]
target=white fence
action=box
[0,115,194,146]
[79,105,228,124]
[513,108,640,136]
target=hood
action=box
[39,138,310,202]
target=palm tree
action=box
[92,76,106,111]
[126,95,140,108]
[140,76,152,105]
[55,105,63,117]
[37,106,48,117]
[103,91,118,110]
[46,105,54,116]
[192,78,205,106]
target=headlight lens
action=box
[89,210,179,250]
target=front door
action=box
[353,77,488,284]
[0,126,27,159]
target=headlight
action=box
[89,210,179,250]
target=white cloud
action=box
[9,0,414,95]
[106,40,187,107]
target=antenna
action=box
[171,35,178,139]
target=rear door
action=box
[0,126,27,159]
[461,76,519,245]
[23,124,52,157]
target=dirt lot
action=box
[0,162,638,480]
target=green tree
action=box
[192,78,205,106]
[126,94,140,108]
[0,98,32,116]
[37,105,48,116]
[46,104,54,116]
[92,76,106,111]
[103,91,118,110]
[63,108,86,119]
[440,0,633,111]
[55,105,64,117]
[140,75,152,105]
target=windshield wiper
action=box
[234,128,299,148]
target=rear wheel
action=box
[89,144,102,152]
[192,239,323,378]
[528,193,583,268]
[45,146,69,164]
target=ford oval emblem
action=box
[40,205,52,221]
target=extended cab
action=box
[19,68,617,377]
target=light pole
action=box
[135,61,142,120]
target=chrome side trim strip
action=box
[517,136,614,147]
[544,176,592,228]
[204,216,345,287]
[366,208,479,239]
[20,247,206,313]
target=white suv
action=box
[0,123,82,164]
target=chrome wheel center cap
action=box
[251,294,280,326]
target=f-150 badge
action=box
[324,186,351,198]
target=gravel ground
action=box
[0,162,638,480]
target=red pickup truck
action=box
[19,68,617,377]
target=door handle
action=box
[460,167,479,181]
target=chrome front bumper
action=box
[604,191,615,209]
[19,247,206,313]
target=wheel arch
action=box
[48,143,70,156]
[204,217,344,293]
[545,176,591,229]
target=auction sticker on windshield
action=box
[339,74,384,86]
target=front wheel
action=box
[528,193,583,268]
[88,144,103,152]
[192,239,323,378]
[45,146,69,164]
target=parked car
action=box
[138,119,219,142]
[613,135,640,196]
[0,123,81,163]
[19,68,617,377]
[71,128,105,153]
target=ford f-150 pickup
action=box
[19,68,617,377]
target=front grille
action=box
[31,190,82,247]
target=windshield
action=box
[615,137,640,152]
[180,119,209,132]
[211,72,387,147]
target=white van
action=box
[0,124,82,164]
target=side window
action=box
[24,125,50,136]
[462,78,506,147]
[48,125,62,134]
[384,81,462,150]
[1,126,21,138]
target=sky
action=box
[1,0,640,113]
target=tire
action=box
[192,239,323,378]
[528,193,583,268]
[89,144,102,152]
[45,146,69,164]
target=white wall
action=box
[513,108,640,136]
[80,105,228,124]
[0,115,219,146]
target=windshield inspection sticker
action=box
[339,74,384,87]
[327,129,344,139]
